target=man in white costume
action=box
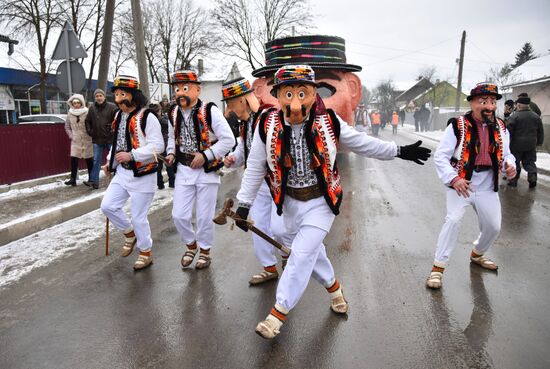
[235,65,431,339]
[426,83,516,289]
[165,70,235,269]
[100,75,165,270]
[221,76,289,285]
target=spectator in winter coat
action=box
[391,111,399,134]
[64,94,92,186]
[507,94,544,188]
[85,89,117,189]
[517,92,541,116]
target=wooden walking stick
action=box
[103,165,112,256]
[213,198,291,256]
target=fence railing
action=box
[0,123,72,185]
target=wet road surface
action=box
[1,129,549,369]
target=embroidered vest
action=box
[109,108,158,177]
[450,113,506,192]
[258,106,343,215]
[169,99,223,172]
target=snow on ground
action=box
[0,171,107,201]
[0,188,174,289]
[0,180,67,201]
[0,190,105,231]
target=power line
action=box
[347,37,509,65]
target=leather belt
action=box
[177,152,195,167]
[286,185,323,201]
[474,165,491,172]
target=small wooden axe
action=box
[213,198,291,256]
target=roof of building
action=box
[395,78,434,103]
[503,54,550,88]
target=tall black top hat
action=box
[252,35,362,78]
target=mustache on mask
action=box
[118,99,132,108]
[177,96,191,106]
[284,105,307,118]
[481,109,496,125]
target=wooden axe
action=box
[213,198,291,256]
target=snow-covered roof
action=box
[506,54,550,86]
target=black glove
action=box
[397,140,431,165]
[235,206,250,232]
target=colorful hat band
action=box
[467,83,502,101]
[273,65,316,88]
[112,75,140,90]
[253,35,362,77]
[266,41,345,53]
[221,78,253,101]
[170,70,200,85]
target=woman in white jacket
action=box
[64,94,93,186]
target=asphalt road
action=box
[1,128,549,369]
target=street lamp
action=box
[26,83,41,115]
[0,35,19,56]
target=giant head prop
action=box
[221,77,259,121]
[169,70,201,109]
[467,83,502,124]
[111,75,147,111]
[252,35,362,124]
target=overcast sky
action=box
[1,0,549,93]
[306,0,550,91]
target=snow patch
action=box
[0,189,174,289]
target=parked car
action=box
[18,114,67,124]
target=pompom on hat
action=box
[111,75,140,92]
[467,82,502,101]
[169,70,200,85]
[221,77,253,101]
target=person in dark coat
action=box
[517,92,541,116]
[398,109,405,127]
[507,94,545,188]
[413,107,420,132]
[149,101,175,189]
[503,99,515,125]
[418,104,431,132]
[85,89,118,189]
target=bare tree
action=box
[417,66,437,83]
[373,79,397,115]
[110,18,134,79]
[485,63,520,87]
[141,4,162,83]
[0,0,65,112]
[260,0,312,41]
[66,0,107,98]
[212,0,314,70]
[141,0,215,83]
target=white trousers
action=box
[276,197,336,312]
[100,182,155,251]
[434,189,502,267]
[172,183,219,250]
[249,183,287,268]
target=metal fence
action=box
[0,123,72,184]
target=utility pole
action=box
[130,0,149,98]
[455,30,466,112]
[97,0,115,91]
